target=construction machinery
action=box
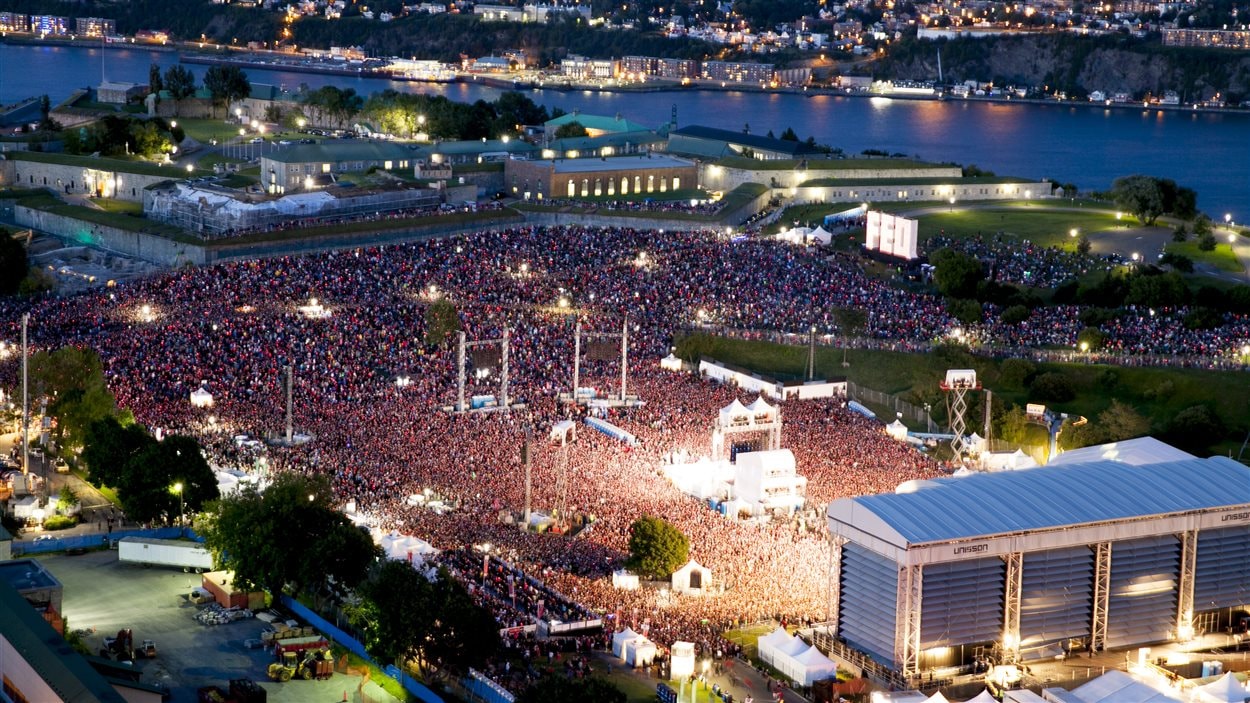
[137,639,157,659]
[266,648,333,682]
[101,628,134,661]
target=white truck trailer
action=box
[117,537,213,572]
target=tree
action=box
[627,515,688,580]
[81,416,152,490]
[57,486,79,513]
[1097,399,1151,442]
[148,63,163,100]
[203,65,251,118]
[199,473,379,597]
[1076,232,1091,255]
[1111,175,1165,225]
[947,298,983,325]
[517,676,627,703]
[424,298,461,347]
[778,126,799,141]
[1198,232,1217,251]
[929,248,984,299]
[1000,304,1030,324]
[1076,326,1105,351]
[1159,252,1194,272]
[37,95,59,132]
[163,65,196,116]
[120,435,218,525]
[1029,372,1075,403]
[996,404,1031,444]
[1172,223,1189,242]
[29,347,118,451]
[0,229,28,295]
[998,358,1036,389]
[349,562,499,677]
[1163,405,1225,453]
[553,121,588,139]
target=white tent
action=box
[670,642,696,678]
[1004,691,1049,703]
[625,636,656,667]
[963,691,998,703]
[611,627,640,659]
[886,419,909,440]
[719,399,751,426]
[922,693,950,703]
[757,627,793,667]
[671,559,712,595]
[746,396,776,421]
[1062,670,1182,703]
[789,645,838,685]
[549,420,576,443]
[190,387,214,408]
[873,694,928,703]
[660,354,684,371]
[1195,673,1249,703]
[807,226,833,245]
[611,569,640,590]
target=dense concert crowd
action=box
[1,223,1248,670]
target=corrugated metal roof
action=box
[1047,436,1195,466]
[545,112,651,133]
[670,125,820,155]
[831,456,1250,545]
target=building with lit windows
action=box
[503,154,697,200]
[1162,28,1250,49]
[75,17,116,37]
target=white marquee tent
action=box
[1194,672,1250,703]
[1048,670,1182,703]
[190,387,214,408]
[671,559,712,595]
[963,691,997,703]
[886,419,909,440]
[611,627,640,659]
[624,636,656,667]
[670,642,696,678]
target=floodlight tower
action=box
[940,369,981,457]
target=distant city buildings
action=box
[1162,27,1250,49]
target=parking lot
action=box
[38,549,382,703]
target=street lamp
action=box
[1069,228,1078,238]
[171,482,184,527]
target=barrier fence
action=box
[12,526,192,556]
[280,595,444,703]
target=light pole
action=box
[172,482,184,527]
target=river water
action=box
[2,42,1247,217]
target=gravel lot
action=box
[37,549,377,703]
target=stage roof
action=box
[827,456,1250,546]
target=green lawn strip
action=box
[90,199,142,215]
[722,622,778,661]
[204,209,519,247]
[911,207,1127,247]
[676,333,1250,446]
[40,204,189,237]
[715,155,946,171]
[176,118,258,145]
[338,650,409,702]
[1165,239,1245,273]
[6,151,210,178]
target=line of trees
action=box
[295,87,559,141]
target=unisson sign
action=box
[952,543,989,556]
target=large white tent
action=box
[1194,672,1250,703]
[788,645,838,685]
[671,559,712,595]
[624,636,656,667]
[963,691,997,703]
[1045,670,1182,703]
[612,627,642,659]
[757,627,794,668]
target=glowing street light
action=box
[1069,228,1078,238]
[171,482,185,526]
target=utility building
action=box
[825,455,1250,682]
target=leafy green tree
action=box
[996,404,1031,444]
[30,347,118,451]
[1111,175,1165,225]
[553,121,589,139]
[130,121,173,158]
[1076,232,1091,255]
[420,570,502,675]
[1159,252,1194,272]
[424,298,461,347]
[57,486,79,513]
[200,473,379,598]
[1076,326,1105,351]
[833,306,867,366]
[1163,405,1225,453]
[1029,372,1075,403]
[929,248,984,299]
[203,65,251,118]
[148,63,163,99]
[37,95,59,132]
[1097,399,1151,442]
[350,559,433,664]
[1198,233,1217,251]
[627,515,689,579]
[998,358,1036,389]
[163,65,196,116]
[1000,304,1030,325]
[947,298,983,325]
[120,435,218,525]
[494,91,550,133]
[778,126,800,141]
[517,676,628,703]
[81,416,152,489]
[1172,223,1188,242]
[0,229,28,295]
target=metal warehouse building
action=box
[825,455,1250,680]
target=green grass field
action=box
[1166,238,1245,273]
[909,206,1126,248]
[677,333,1250,456]
[176,117,254,145]
[90,199,142,216]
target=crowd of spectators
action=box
[1,222,1248,669]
